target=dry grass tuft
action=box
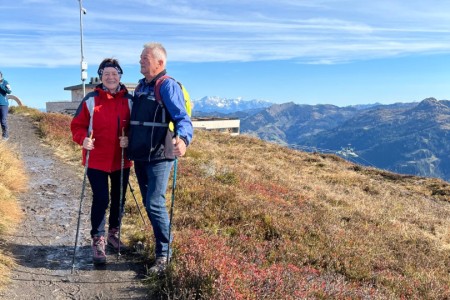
[0,185,23,236]
[0,121,27,290]
[9,106,42,119]
[0,140,27,235]
[0,143,28,193]
[37,113,80,165]
[0,254,15,288]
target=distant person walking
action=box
[70,58,132,265]
[127,42,193,274]
[0,71,12,140]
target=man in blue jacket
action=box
[127,42,193,274]
[0,71,12,140]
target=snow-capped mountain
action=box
[192,96,274,115]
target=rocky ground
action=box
[0,113,148,299]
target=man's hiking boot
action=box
[107,228,127,252]
[92,236,106,265]
[148,256,168,275]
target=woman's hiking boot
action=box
[148,256,167,275]
[92,236,106,265]
[107,228,127,252]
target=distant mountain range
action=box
[193,96,450,182]
[192,96,273,117]
[300,98,450,181]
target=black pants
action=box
[87,168,130,237]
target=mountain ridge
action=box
[193,96,450,181]
[243,97,450,181]
[192,96,274,116]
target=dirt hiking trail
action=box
[0,114,148,299]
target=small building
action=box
[46,77,137,114]
[192,117,240,136]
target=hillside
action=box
[301,98,450,180]
[241,102,359,144]
[176,130,450,298]
[241,98,450,181]
[3,108,450,299]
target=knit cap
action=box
[97,60,123,79]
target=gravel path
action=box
[0,113,148,300]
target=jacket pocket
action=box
[127,125,168,161]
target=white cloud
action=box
[2,0,450,67]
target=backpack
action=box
[154,75,192,132]
[127,76,190,161]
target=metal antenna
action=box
[78,0,87,97]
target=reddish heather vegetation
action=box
[13,106,450,299]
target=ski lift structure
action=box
[336,144,358,158]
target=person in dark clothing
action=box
[128,42,193,274]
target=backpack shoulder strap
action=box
[84,90,99,136]
[83,91,98,115]
[125,93,133,112]
[154,75,173,105]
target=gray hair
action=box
[143,42,167,67]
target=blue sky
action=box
[1,0,450,109]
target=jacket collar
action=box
[95,83,128,97]
[140,70,167,87]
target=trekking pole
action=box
[128,181,148,227]
[128,180,150,254]
[167,158,178,264]
[117,128,125,260]
[71,131,93,274]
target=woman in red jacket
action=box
[71,58,132,265]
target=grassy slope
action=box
[14,107,450,299]
[169,130,450,299]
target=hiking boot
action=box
[92,236,106,265]
[107,228,127,252]
[148,256,168,275]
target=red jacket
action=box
[71,85,132,172]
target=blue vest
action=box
[127,78,174,162]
